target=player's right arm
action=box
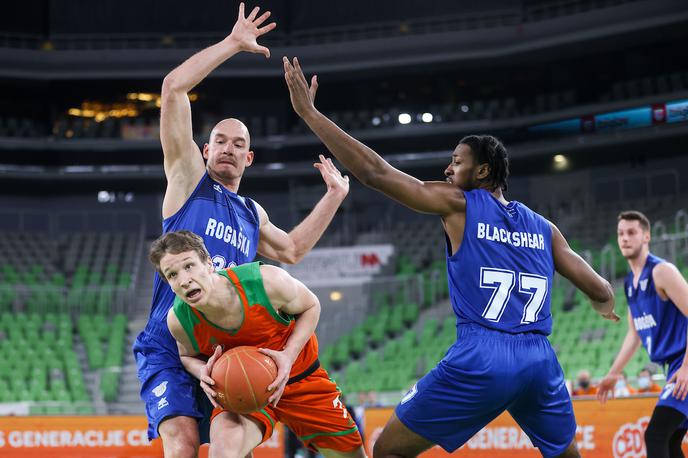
[259,264,321,406]
[160,3,276,218]
[283,57,465,217]
[550,223,618,321]
[597,313,641,403]
[167,309,222,407]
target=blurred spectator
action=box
[637,368,663,394]
[613,372,637,397]
[358,391,380,407]
[572,370,598,396]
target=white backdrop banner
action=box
[0,402,29,416]
[282,244,394,285]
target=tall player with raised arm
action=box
[598,211,688,458]
[133,7,349,458]
[283,57,618,458]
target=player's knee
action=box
[209,448,241,458]
[160,417,200,458]
[208,441,253,458]
[372,437,393,458]
[208,429,249,458]
[162,434,198,458]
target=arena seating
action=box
[0,231,141,413]
[0,312,92,414]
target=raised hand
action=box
[668,364,688,401]
[596,373,619,404]
[315,154,349,198]
[227,2,276,58]
[199,345,223,408]
[283,56,318,118]
[259,347,294,407]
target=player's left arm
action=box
[283,57,466,216]
[258,264,321,405]
[255,155,348,264]
[167,309,222,407]
[654,262,688,400]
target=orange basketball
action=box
[210,346,278,414]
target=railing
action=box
[598,244,617,281]
[0,210,146,235]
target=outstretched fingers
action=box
[247,6,260,21]
[258,21,276,36]
[254,10,271,26]
[309,75,318,100]
[292,57,310,87]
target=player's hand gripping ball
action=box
[211,346,278,414]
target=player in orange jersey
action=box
[149,230,365,458]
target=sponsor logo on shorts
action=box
[332,395,348,418]
[152,381,168,397]
[157,397,169,410]
[612,416,650,458]
[400,384,418,405]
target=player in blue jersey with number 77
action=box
[598,211,688,458]
[283,57,619,458]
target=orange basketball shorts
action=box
[212,366,362,452]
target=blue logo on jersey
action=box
[212,255,226,270]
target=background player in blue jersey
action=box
[283,57,618,458]
[134,5,350,457]
[598,211,688,458]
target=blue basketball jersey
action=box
[624,253,687,365]
[147,172,260,341]
[448,189,554,334]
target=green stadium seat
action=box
[402,303,419,325]
[350,328,367,356]
[77,405,95,415]
[319,346,335,369]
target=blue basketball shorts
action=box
[657,354,688,428]
[396,323,576,458]
[134,325,214,442]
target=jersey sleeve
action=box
[172,296,201,352]
[230,262,293,326]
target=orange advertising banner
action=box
[364,396,688,458]
[0,416,284,458]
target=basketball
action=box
[210,346,278,414]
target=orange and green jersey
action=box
[173,262,319,378]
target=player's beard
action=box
[621,244,643,261]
